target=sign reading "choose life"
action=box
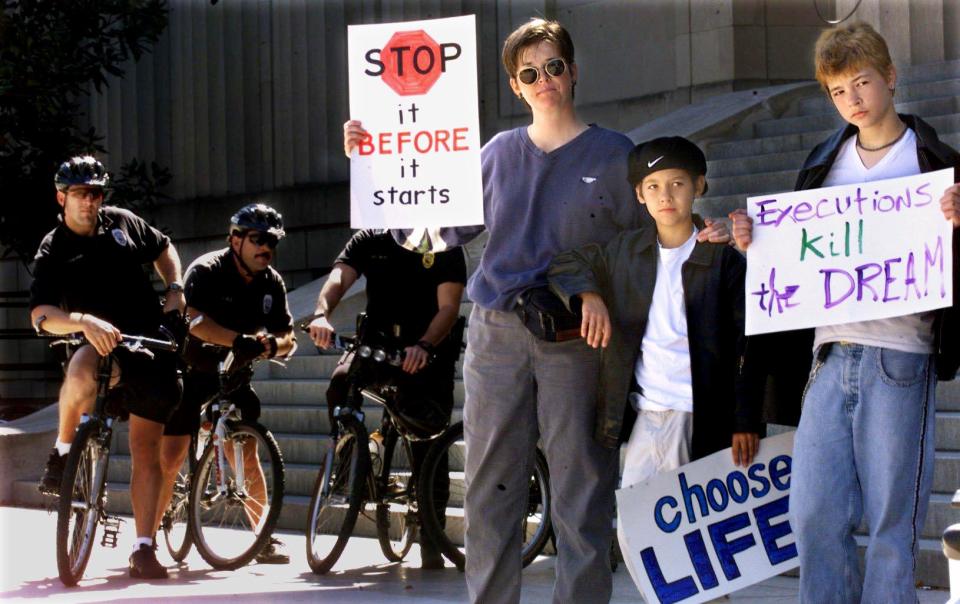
[617,432,798,604]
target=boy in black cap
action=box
[548,136,762,560]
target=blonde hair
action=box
[814,21,893,90]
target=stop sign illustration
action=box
[380,30,443,96]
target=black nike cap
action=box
[627,136,708,194]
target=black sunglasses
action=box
[517,58,566,85]
[246,231,280,249]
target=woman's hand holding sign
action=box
[343,119,369,157]
[578,291,611,349]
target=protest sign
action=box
[744,169,954,335]
[346,15,483,229]
[617,431,797,604]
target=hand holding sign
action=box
[347,15,483,230]
[618,432,798,604]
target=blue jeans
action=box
[791,343,935,603]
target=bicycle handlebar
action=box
[41,331,178,353]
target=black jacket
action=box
[549,227,764,458]
[758,114,960,426]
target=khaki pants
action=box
[462,306,619,604]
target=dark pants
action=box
[326,352,453,550]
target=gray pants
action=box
[463,306,619,604]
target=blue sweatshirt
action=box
[394,125,648,310]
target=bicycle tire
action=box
[306,415,369,574]
[56,421,109,587]
[417,421,552,571]
[375,429,418,561]
[522,448,552,567]
[188,422,285,570]
[162,436,196,562]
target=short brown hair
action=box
[501,18,575,79]
[814,21,893,90]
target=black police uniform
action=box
[164,248,293,435]
[326,230,467,549]
[29,206,181,423]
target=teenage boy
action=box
[549,135,761,499]
[730,22,960,603]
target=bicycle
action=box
[159,430,197,563]
[417,420,553,571]
[50,331,178,587]
[302,316,552,573]
[184,349,285,570]
[304,322,436,574]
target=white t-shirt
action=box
[632,228,698,413]
[814,128,935,354]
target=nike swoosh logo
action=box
[647,156,665,168]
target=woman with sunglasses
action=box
[344,18,728,603]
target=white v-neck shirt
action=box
[814,128,935,354]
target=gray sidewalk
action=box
[0,506,947,603]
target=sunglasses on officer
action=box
[516,58,567,85]
[246,231,280,249]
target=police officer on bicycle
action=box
[31,155,186,579]
[307,228,466,569]
[159,203,296,565]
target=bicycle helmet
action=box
[54,156,109,192]
[229,203,286,239]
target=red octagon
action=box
[380,30,443,96]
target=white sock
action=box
[55,440,71,457]
[133,536,154,552]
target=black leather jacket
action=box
[758,114,960,426]
[549,226,764,456]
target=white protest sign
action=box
[347,15,483,229]
[617,431,797,604]
[745,169,954,335]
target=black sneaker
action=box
[255,537,290,564]
[38,449,67,496]
[129,544,169,579]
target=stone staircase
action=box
[7,57,960,586]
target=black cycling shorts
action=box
[164,368,261,436]
[96,345,182,424]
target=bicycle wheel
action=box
[189,422,285,570]
[56,421,109,587]
[162,436,196,562]
[418,421,551,571]
[521,448,552,567]
[375,429,418,561]
[306,415,369,574]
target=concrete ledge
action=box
[0,403,57,504]
[625,82,819,144]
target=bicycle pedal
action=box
[101,515,124,548]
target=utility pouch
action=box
[515,286,581,342]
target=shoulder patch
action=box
[111,228,129,247]
[262,294,273,314]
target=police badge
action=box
[111,228,129,247]
[263,294,273,314]
[422,252,435,269]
